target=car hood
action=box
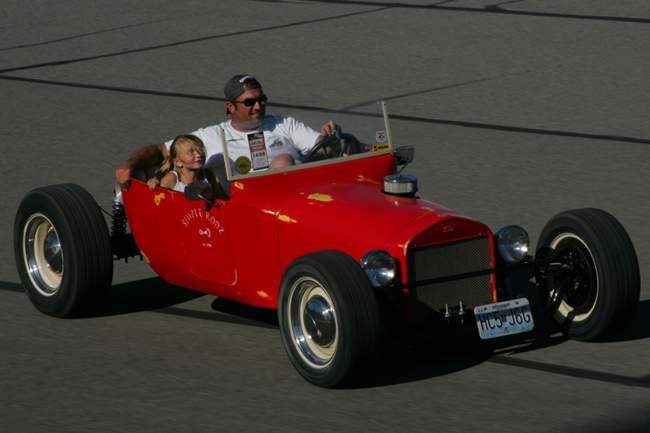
[276,180,473,269]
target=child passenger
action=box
[147,134,227,199]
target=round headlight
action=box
[495,225,529,263]
[360,250,395,288]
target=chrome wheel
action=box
[288,277,339,367]
[549,233,598,323]
[23,214,63,295]
[278,250,380,387]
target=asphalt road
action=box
[2,1,650,432]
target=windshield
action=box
[221,100,392,181]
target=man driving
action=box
[116,74,339,194]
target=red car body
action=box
[122,152,496,315]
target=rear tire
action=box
[14,184,113,317]
[535,208,639,341]
[278,250,380,388]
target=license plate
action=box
[474,298,534,340]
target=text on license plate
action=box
[474,298,534,340]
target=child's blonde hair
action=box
[154,134,206,181]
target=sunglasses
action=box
[232,95,267,107]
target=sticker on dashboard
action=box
[373,143,390,152]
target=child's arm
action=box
[160,172,178,190]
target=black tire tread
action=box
[56,184,113,314]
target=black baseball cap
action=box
[224,74,261,114]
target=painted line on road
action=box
[307,0,650,24]
[2,74,649,147]
[0,7,387,74]
[489,355,650,388]
[0,282,25,292]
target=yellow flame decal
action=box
[141,251,149,264]
[257,291,270,299]
[234,182,244,190]
[154,193,165,206]
[308,193,333,202]
[278,214,297,223]
[413,207,437,222]
[358,175,380,185]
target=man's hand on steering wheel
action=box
[303,123,361,163]
[319,120,340,138]
[303,121,342,163]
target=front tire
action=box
[536,208,639,341]
[14,184,113,317]
[278,250,380,388]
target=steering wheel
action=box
[303,132,362,163]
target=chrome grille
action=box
[409,236,493,323]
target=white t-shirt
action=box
[169,170,209,193]
[165,116,321,195]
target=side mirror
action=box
[393,146,414,173]
[185,182,219,207]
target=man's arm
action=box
[115,143,168,191]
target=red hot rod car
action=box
[14,101,640,388]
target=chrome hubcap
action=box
[304,297,336,347]
[23,214,64,295]
[288,277,338,367]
